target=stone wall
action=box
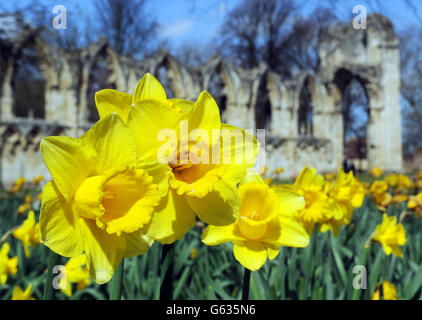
[0,14,402,186]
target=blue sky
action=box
[2,0,422,48]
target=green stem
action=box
[160,243,175,300]
[242,268,251,300]
[110,259,125,300]
[43,249,60,300]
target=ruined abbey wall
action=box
[0,14,402,186]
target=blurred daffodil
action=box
[324,172,336,181]
[13,210,40,257]
[370,180,392,208]
[370,167,383,178]
[9,176,26,193]
[320,168,365,235]
[11,284,35,300]
[0,242,18,285]
[385,173,413,191]
[372,214,406,257]
[58,254,90,297]
[371,281,398,300]
[275,167,284,175]
[190,248,198,259]
[291,167,329,235]
[408,193,422,218]
[32,175,44,185]
[259,166,268,176]
[17,195,32,215]
[202,172,309,271]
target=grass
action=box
[1,186,421,300]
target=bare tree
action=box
[95,0,158,58]
[219,0,338,77]
[400,27,422,154]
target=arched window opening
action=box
[12,46,45,119]
[255,76,272,130]
[207,72,227,118]
[342,78,369,160]
[298,77,313,136]
[87,49,116,123]
[156,63,174,99]
[334,68,370,162]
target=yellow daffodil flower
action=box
[190,248,198,259]
[370,181,392,208]
[370,167,383,178]
[9,176,26,193]
[59,254,90,297]
[371,281,398,300]
[372,214,406,257]
[324,172,336,181]
[0,243,18,285]
[95,73,258,244]
[392,193,408,203]
[385,173,414,191]
[275,167,284,175]
[11,284,35,300]
[32,175,44,185]
[202,172,309,271]
[12,210,40,258]
[264,177,273,185]
[259,166,268,176]
[320,168,365,235]
[408,193,422,218]
[17,195,32,215]
[290,167,329,235]
[40,113,167,283]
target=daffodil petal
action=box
[40,137,96,200]
[267,245,280,260]
[147,189,196,244]
[277,216,310,247]
[123,229,154,257]
[188,91,221,138]
[39,182,84,257]
[79,218,126,284]
[132,73,166,103]
[185,179,239,226]
[80,113,137,173]
[273,187,306,216]
[233,241,268,271]
[202,224,243,246]
[95,89,133,122]
[127,99,187,160]
[219,124,259,170]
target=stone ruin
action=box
[0,14,402,186]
